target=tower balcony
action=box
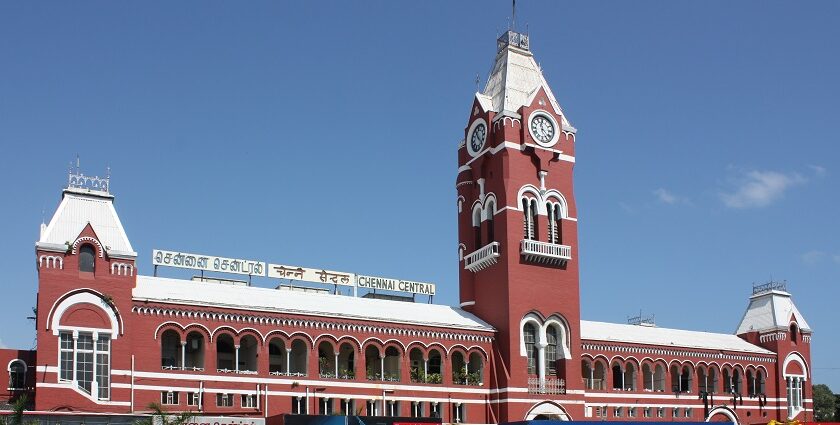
[520,239,571,266]
[464,242,500,272]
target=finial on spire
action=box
[511,0,516,32]
[67,157,111,194]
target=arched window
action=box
[216,334,235,371]
[653,364,666,391]
[383,346,401,382]
[409,348,425,383]
[486,201,495,243]
[624,363,637,391]
[8,360,26,390]
[268,338,287,374]
[643,363,654,391]
[523,323,537,375]
[522,198,538,240]
[79,244,96,273]
[790,324,799,344]
[472,207,482,249]
[428,349,442,384]
[161,330,181,369]
[756,369,765,394]
[289,339,308,376]
[337,342,355,379]
[545,326,558,376]
[709,367,719,393]
[722,369,732,393]
[451,352,466,385]
[747,369,756,395]
[318,341,336,378]
[547,203,563,244]
[468,352,483,385]
[365,345,381,380]
[732,369,742,394]
[680,365,692,393]
[184,331,205,370]
[239,335,259,373]
[612,363,624,390]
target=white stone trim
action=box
[39,255,63,269]
[48,289,121,338]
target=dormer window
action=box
[790,324,798,344]
[79,244,96,273]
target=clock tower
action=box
[456,30,584,421]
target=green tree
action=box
[813,384,836,421]
[134,402,194,425]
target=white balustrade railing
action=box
[528,377,566,395]
[464,242,501,272]
[520,239,571,265]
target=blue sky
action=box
[1,1,838,389]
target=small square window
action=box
[685,408,693,418]
[673,407,680,418]
[629,407,637,418]
[644,407,652,418]
[187,392,200,406]
[242,394,257,408]
[216,393,234,407]
[657,407,665,418]
[161,391,179,405]
[614,407,622,417]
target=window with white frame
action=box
[242,394,257,408]
[216,393,234,407]
[292,396,303,414]
[430,402,440,418]
[58,330,111,400]
[366,399,378,416]
[657,407,665,418]
[787,376,805,417]
[547,202,563,244]
[545,326,558,376]
[161,391,179,405]
[319,398,333,415]
[614,407,622,417]
[672,407,680,418]
[523,322,537,375]
[685,408,693,418]
[453,403,466,423]
[411,401,424,418]
[8,360,26,390]
[387,400,399,417]
[340,399,355,416]
[187,392,200,406]
[522,197,538,240]
[629,407,637,418]
[644,407,652,418]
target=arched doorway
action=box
[706,406,739,425]
[525,402,570,421]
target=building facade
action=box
[2,30,813,425]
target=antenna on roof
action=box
[511,0,516,31]
[628,310,656,327]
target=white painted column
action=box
[180,341,187,370]
[286,348,292,374]
[424,358,428,381]
[334,353,339,378]
[380,354,385,380]
[589,364,594,389]
[537,342,547,388]
[72,331,79,388]
[235,345,240,373]
[91,332,99,398]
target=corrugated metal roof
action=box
[735,290,811,334]
[581,320,774,355]
[133,276,495,332]
[37,188,135,256]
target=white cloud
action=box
[653,188,690,205]
[720,170,806,209]
[808,164,827,177]
[801,250,827,265]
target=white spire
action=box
[477,31,574,130]
[736,283,811,334]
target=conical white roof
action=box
[479,31,573,129]
[736,289,811,334]
[37,188,135,257]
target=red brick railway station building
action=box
[1,30,813,425]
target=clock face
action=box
[530,114,555,145]
[470,122,487,153]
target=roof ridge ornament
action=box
[67,156,110,194]
[498,30,529,53]
[752,280,787,295]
